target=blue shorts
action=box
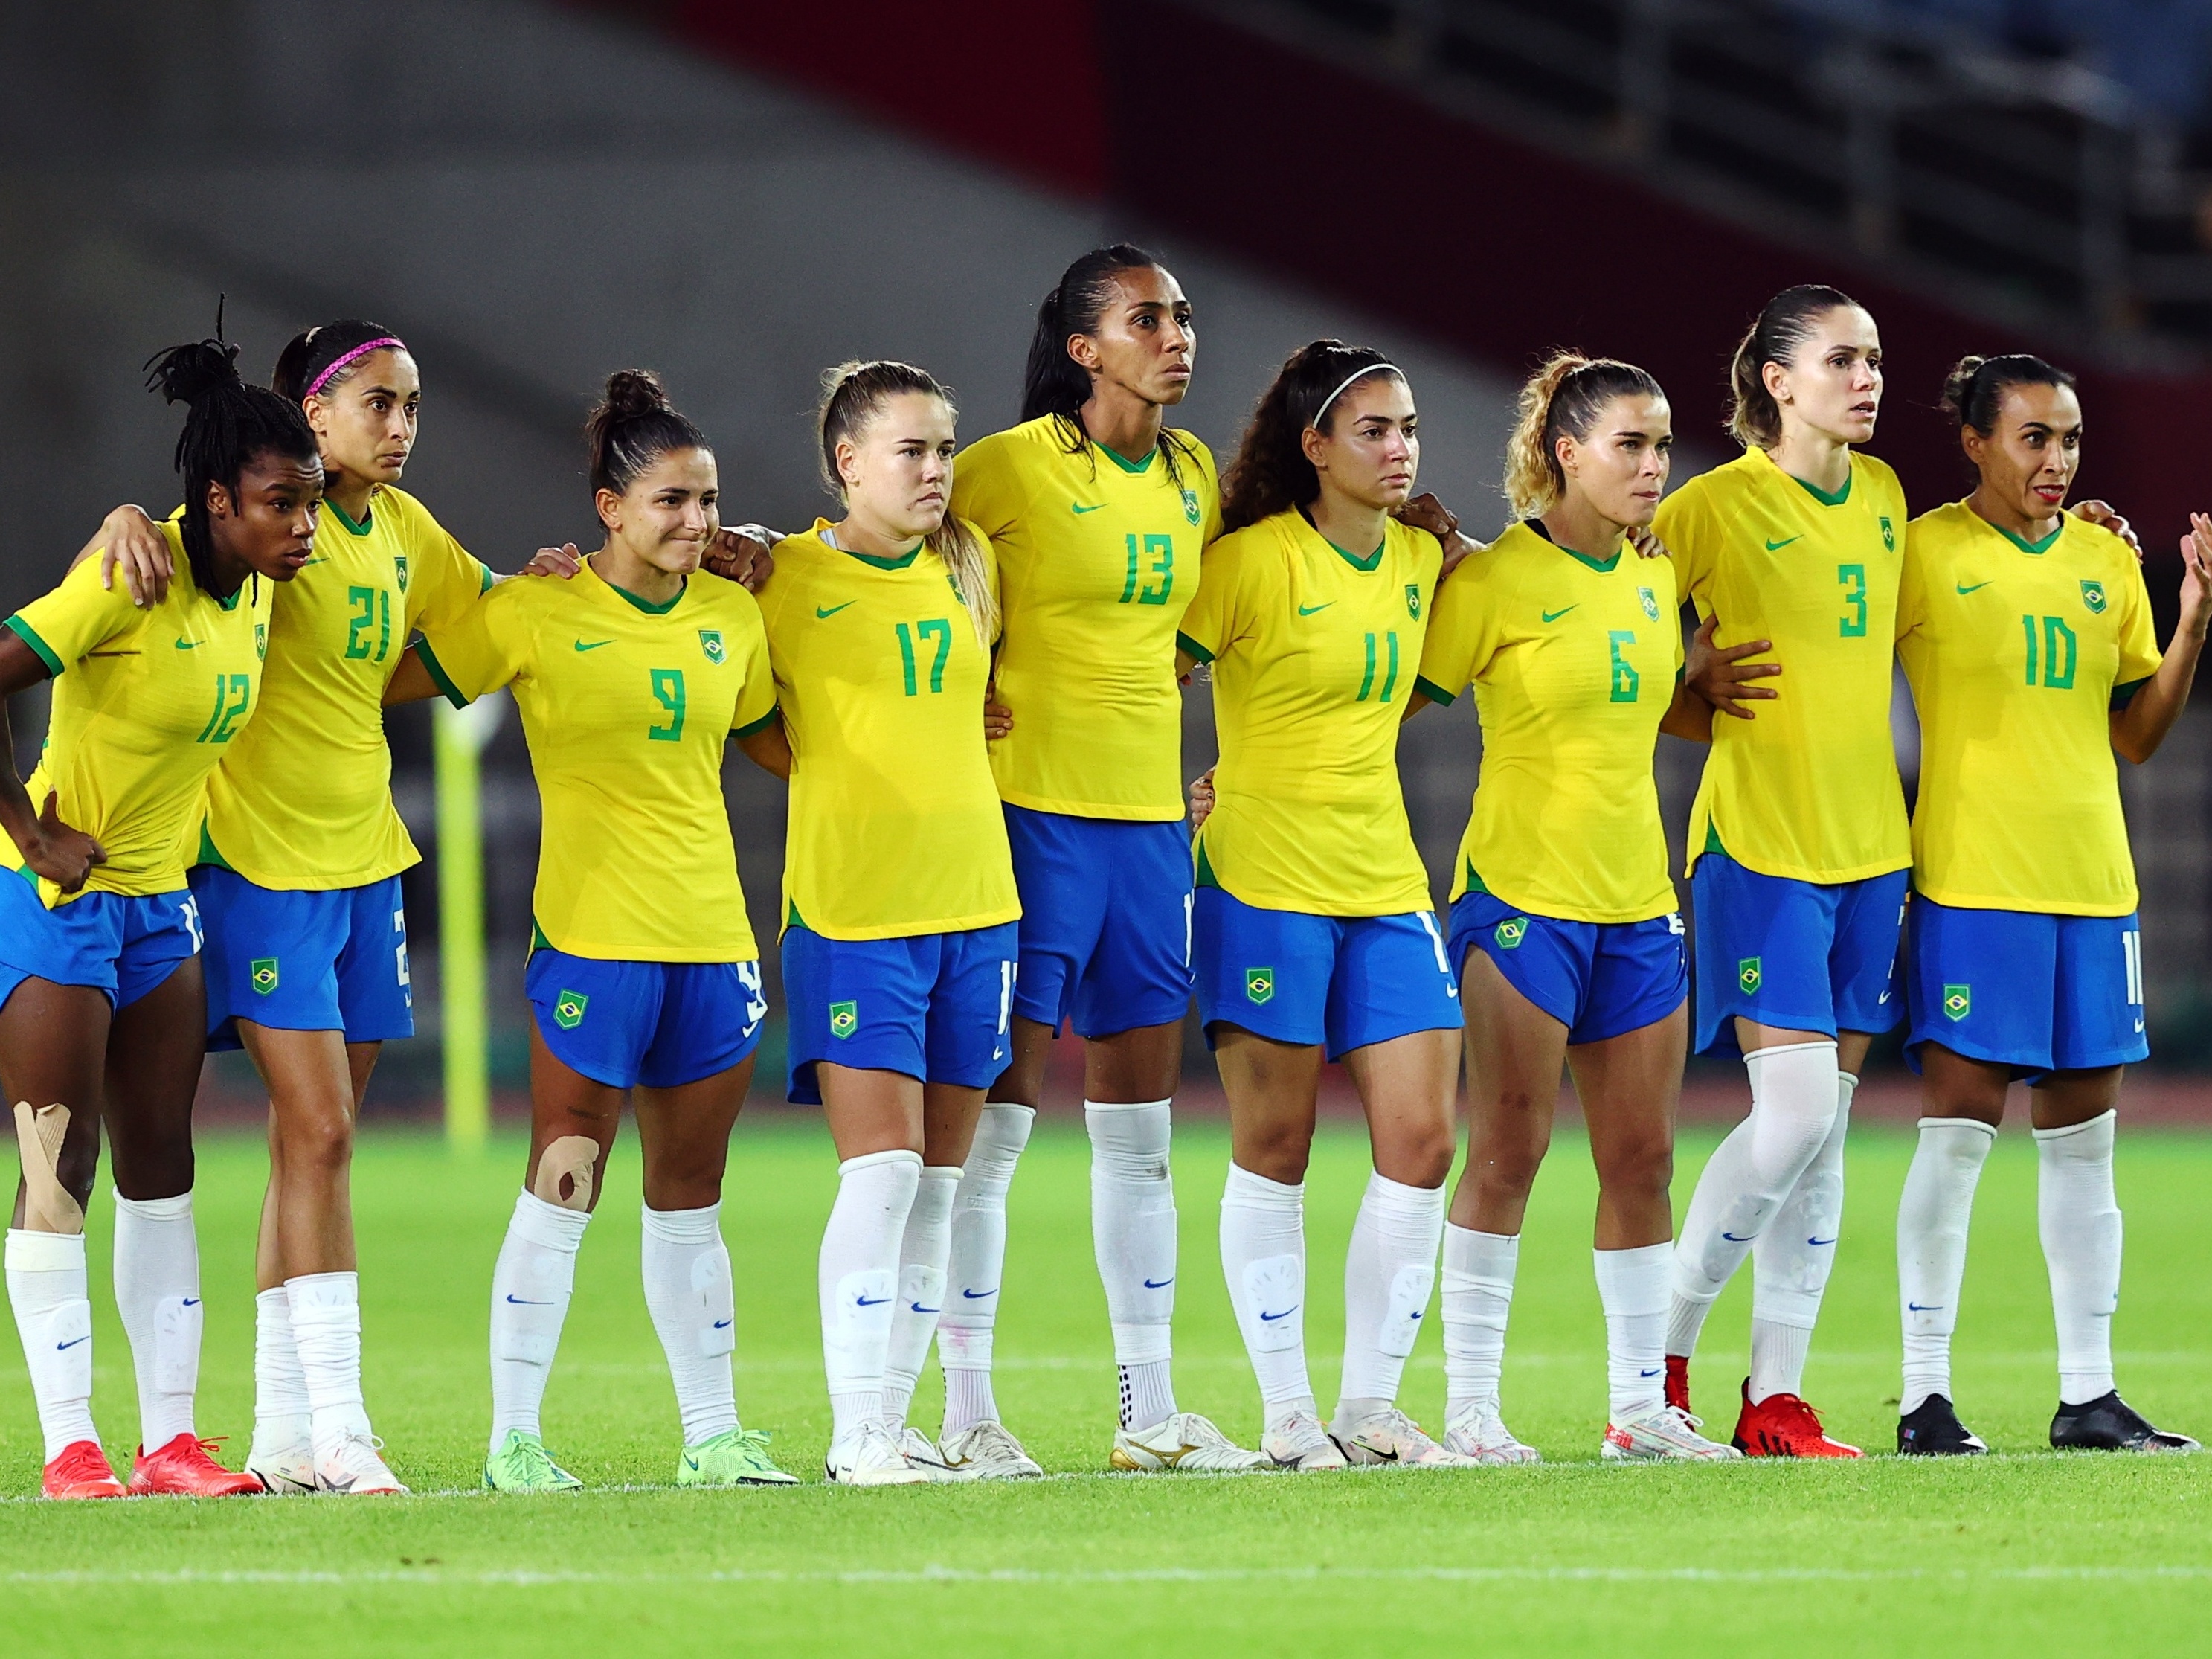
[1691,853,1907,1057]
[525,947,766,1091]
[191,866,414,1052]
[1447,890,1688,1046]
[0,870,198,1012]
[780,921,1019,1104]
[1906,896,2147,1079]
[1192,885,1461,1062]
[1003,803,1192,1040]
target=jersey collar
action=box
[324,495,378,537]
[1525,516,1622,573]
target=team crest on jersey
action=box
[1639,585,1660,621]
[553,990,588,1030]
[829,1000,858,1039]
[254,622,267,661]
[1405,584,1421,620]
[1244,967,1275,1005]
[698,629,726,665]
[393,555,410,593]
[1943,984,1972,1022]
[1494,918,1527,951]
[1181,489,1201,527]
[1879,516,1895,553]
[251,957,279,995]
[2081,580,2108,614]
[1738,957,1762,996]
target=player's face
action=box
[1768,306,1883,446]
[208,449,324,583]
[1559,394,1673,528]
[1069,266,1194,410]
[1305,374,1418,512]
[839,391,957,542]
[1965,381,2082,518]
[602,448,720,575]
[306,348,420,487]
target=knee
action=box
[1384,1125,1458,1191]
[1470,1100,1550,1196]
[1596,1132,1674,1208]
[278,1103,354,1178]
[1238,1122,1312,1186]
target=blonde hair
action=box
[817,359,996,646]
[1502,350,1666,518]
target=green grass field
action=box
[2,1114,2209,1655]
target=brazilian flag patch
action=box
[254,622,268,661]
[394,554,411,593]
[2080,580,2107,614]
[1494,917,1528,950]
[250,957,279,995]
[1182,488,1201,527]
[698,628,727,665]
[1943,984,1972,1022]
[1738,957,1762,996]
[1639,585,1660,620]
[1405,583,1421,619]
[829,1000,858,1039]
[1879,515,1895,552]
[1244,967,1275,1005]
[553,990,588,1030]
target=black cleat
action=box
[2050,1391,2201,1454]
[1897,1395,1987,1457]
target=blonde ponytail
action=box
[1502,350,1667,519]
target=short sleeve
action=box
[1414,556,1495,705]
[6,553,142,676]
[414,583,530,707]
[1183,435,1224,546]
[1652,478,1717,616]
[1175,527,1256,664]
[395,495,492,638]
[727,598,779,736]
[949,435,1029,542]
[1894,524,1929,644]
[2112,553,2162,699]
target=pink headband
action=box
[305,336,405,400]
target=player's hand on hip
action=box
[1188,767,1217,832]
[985,685,1014,742]
[25,792,106,894]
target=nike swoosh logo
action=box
[1298,602,1332,616]
[1143,1277,1174,1289]
[855,1295,890,1306]
[2135,1019,2146,1033]
[174,638,203,649]
[1956,581,1992,595]
[56,1335,89,1350]
[909,1303,941,1314]
[181,1297,200,1306]
[961,1288,997,1300]
[573,640,613,652]
[1907,1303,1942,1312]
[1766,536,1802,551]
[1541,606,1577,623]
[713,1319,733,1329]
[505,1294,555,1305]
[1878,991,1892,1004]
[1071,503,1107,515]
[1807,1236,1837,1247]
[1259,1306,1298,1322]
[815,602,856,619]
[1639,1367,1662,1378]
[681,1454,700,1472]
[1721,1232,1753,1242]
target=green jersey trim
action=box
[1194,838,1220,888]
[839,540,925,571]
[324,498,376,538]
[1559,545,1623,574]
[4,615,62,678]
[478,563,496,594]
[1704,819,1727,856]
[1176,630,1215,665]
[732,704,781,739]
[1098,442,1157,475]
[1413,673,1457,707]
[1325,536,1386,572]
[1462,859,1491,896]
[1995,521,2065,556]
[414,638,470,709]
[2111,676,2151,710]
[1789,470,1853,507]
[213,578,247,613]
[195,824,235,873]
[603,576,687,615]
[530,920,552,954]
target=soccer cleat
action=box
[1665,1355,1691,1416]
[1263,1410,1350,1472]
[484,1429,582,1492]
[1603,1404,1742,1462]
[316,1431,408,1495]
[1442,1402,1542,1466]
[2050,1391,2200,1454]
[42,1440,126,1501]
[825,1421,930,1486]
[1333,1405,1481,1468]
[246,1436,318,1495]
[128,1434,263,1496]
[894,1425,971,1483]
[1897,1395,1987,1457]
[1730,1379,1862,1458]
[677,1427,800,1487]
[1111,1410,1269,1472]
[938,1419,1043,1479]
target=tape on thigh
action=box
[13,1103,84,1235]
[531,1135,599,1213]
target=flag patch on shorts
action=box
[1494,917,1527,950]
[829,999,858,1039]
[553,990,588,1030]
[1244,967,1275,1005]
[250,957,279,995]
[1738,957,1761,995]
[1943,983,1971,1021]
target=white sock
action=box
[820,1149,921,1441]
[288,1271,370,1460]
[6,1228,97,1461]
[882,1167,959,1431]
[938,1104,1031,1438]
[1749,1072,1853,1402]
[1087,1098,1180,1432]
[640,1202,739,1446]
[488,1189,591,1451]
[1671,1042,1839,1357]
[253,1285,310,1456]
[1595,1242,1672,1422]
[1442,1225,1517,1421]
[112,1190,200,1450]
[1897,1117,1996,1413]
[1334,1170,1444,1423]
[1220,1163,1314,1420]
[2036,1111,2121,1405]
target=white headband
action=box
[1311,362,1403,429]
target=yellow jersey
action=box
[1897,501,2159,915]
[1656,446,1911,883]
[202,486,490,889]
[1178,510,1441,916]
[3,523,273,905]
[416,560,776,962]
[755,520,1020,942]
[951,417,1220,821]
[1415,522,1682,923]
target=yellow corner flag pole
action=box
[434,693,504,1153]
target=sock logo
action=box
[829,999,858,1039]
[1494,917,1528,950]
[250,957,279,995]
[1244,966,1275,1005]
[1943,983,1971,1021]
[553,989,589,1030]
[1737,956,1761,995]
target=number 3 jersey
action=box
[1898,501,2158,915]
[417,560,777,962]
[1,520,273,905]
[756,520,1020,942]
[1655,445,1911,885]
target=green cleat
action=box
[676,1428,800,1488]
[483,1430,584,1493]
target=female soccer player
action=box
[389,370,796,1492]
[1892,355,2205,1456]
[1407,353,1738,1463]
[0,331,311,1498]
[750,360,1020,1486]
[1174,341,1465,1471]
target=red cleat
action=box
[1730,1379,1862,1458]
[128,1434,263,1497]
[44,1440,126,1500]
[1665,1355,1691,1416]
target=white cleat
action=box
[1602,1404,1743,1462]
[895,1425,971,1482]
[937,1420,1043,1479]
[1262,1410,1351,1472]
[826,1422,930,1487]
[1334,1405,1480,1468]
[1442,1402,1543,1466]
[315,1433,408,1495]
[1112,1410,1270,1472]
[246,1437,318,1496]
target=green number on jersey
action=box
[1837,564,1868,637]
[344,585,393,662]
[895,620,953,695]
[196,673,251,744]
[1119,533,1174,606]
[649,667,687,741]
[2022,614,2077,689]
[1357,631,1401,703]
[1608,629,1640,702]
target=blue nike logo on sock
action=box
[56,1335,89,1350]
[1143,1277,1174,1289]
[1639,1367,1662,1378]
[181,1297,200,1306]
[962,1288,997,1300]
[1807,1236,1836,1246]
[505,1294,555,1305]
[855,1294,890,1306]
[1721,1231,1753,1242]
[1907,1303,1942,1312]
[1259,1306,1299,1322]
[713,1319,733,1329]
[909,1303,940,1315]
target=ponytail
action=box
[1940,352,2074,434]
[584,369,708,500]
[1020,243,1199,488]
[1727,283,1861,449]
[1502,350,1666,518]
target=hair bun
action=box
[144,338,245,408]
[601,368,670,422]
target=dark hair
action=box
[584,369,708,498]
[271,319,408,405]
[1940,353,2076,434]
[1728,283,1864,448]
[1219,340,1403,533]
[144,317,320,600]
[1504,350,1667,517]
[1020,243,1200,486]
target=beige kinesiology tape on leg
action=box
[532,1136,599,1213]
[13,1102,85,1235]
